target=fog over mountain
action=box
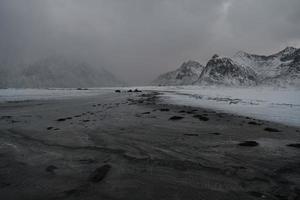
[0,0,300,85]
[0,56,123,88]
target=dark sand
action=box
[0,91,299,200]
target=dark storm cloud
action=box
[0,0,299,84]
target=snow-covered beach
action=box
[152,86,300,127]
[1,86,299,127]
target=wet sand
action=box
[0,91,299,200]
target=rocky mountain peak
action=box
[211,54,220,59]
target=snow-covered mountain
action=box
[152,60,204,86]
[196,54,257,86]
[0,56,123,88]
[153,47,300,87]
[232,47,300,87]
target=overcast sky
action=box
[0,0,300,84]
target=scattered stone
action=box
[286,143,300,148]
[0,116,12,120]
[193,115,209,121]
[88,164,111,183]
[115,90,121,93]
[184,134,199,136]
[0,182,11,188]
[160,108,170,112]
[169,116,184,120]
[208,132,221,135]
[57,118,67,122]
[82,120,90,122]
[178,110,186,113]
[46,165,58,173]
[264,127,280,132]
[248,121,262,126]
[47,127,53,130]
[133,89,142,92]
[141,112,150,114]
[238,141,259,147]
[57,117,72,122]
[127,89,133,92]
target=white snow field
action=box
[140,86,300,127]
[0,88,113,103]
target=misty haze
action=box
[0,0,299,200]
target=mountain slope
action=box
[0,56,123,88]
[152,46,299,87]
[260,48,300,87]
[196,55,257,86]
[232,47,300,86]
[152,60,204,86]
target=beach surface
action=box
[0,90,299,200]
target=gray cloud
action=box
[0,0,299,84]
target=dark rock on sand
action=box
[238,141,259,147]
[46,165,58,173]
[184,134,199,136]
[193,115,209,121]
[264,127,280,132]
[56,117,72,122]
[47,127,53,130]
[160,108,170,112]
[208,132,221,135]
[88,164,111,183]
[286,143,300,148]
[115,90,121,93]
[0,116,12,120]
[57,118,67,122]
[134,89,142,92]
[141,112,151,114]
[248,121,262,126]
[169,116,184,120]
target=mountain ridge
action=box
[153,46,300,87]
